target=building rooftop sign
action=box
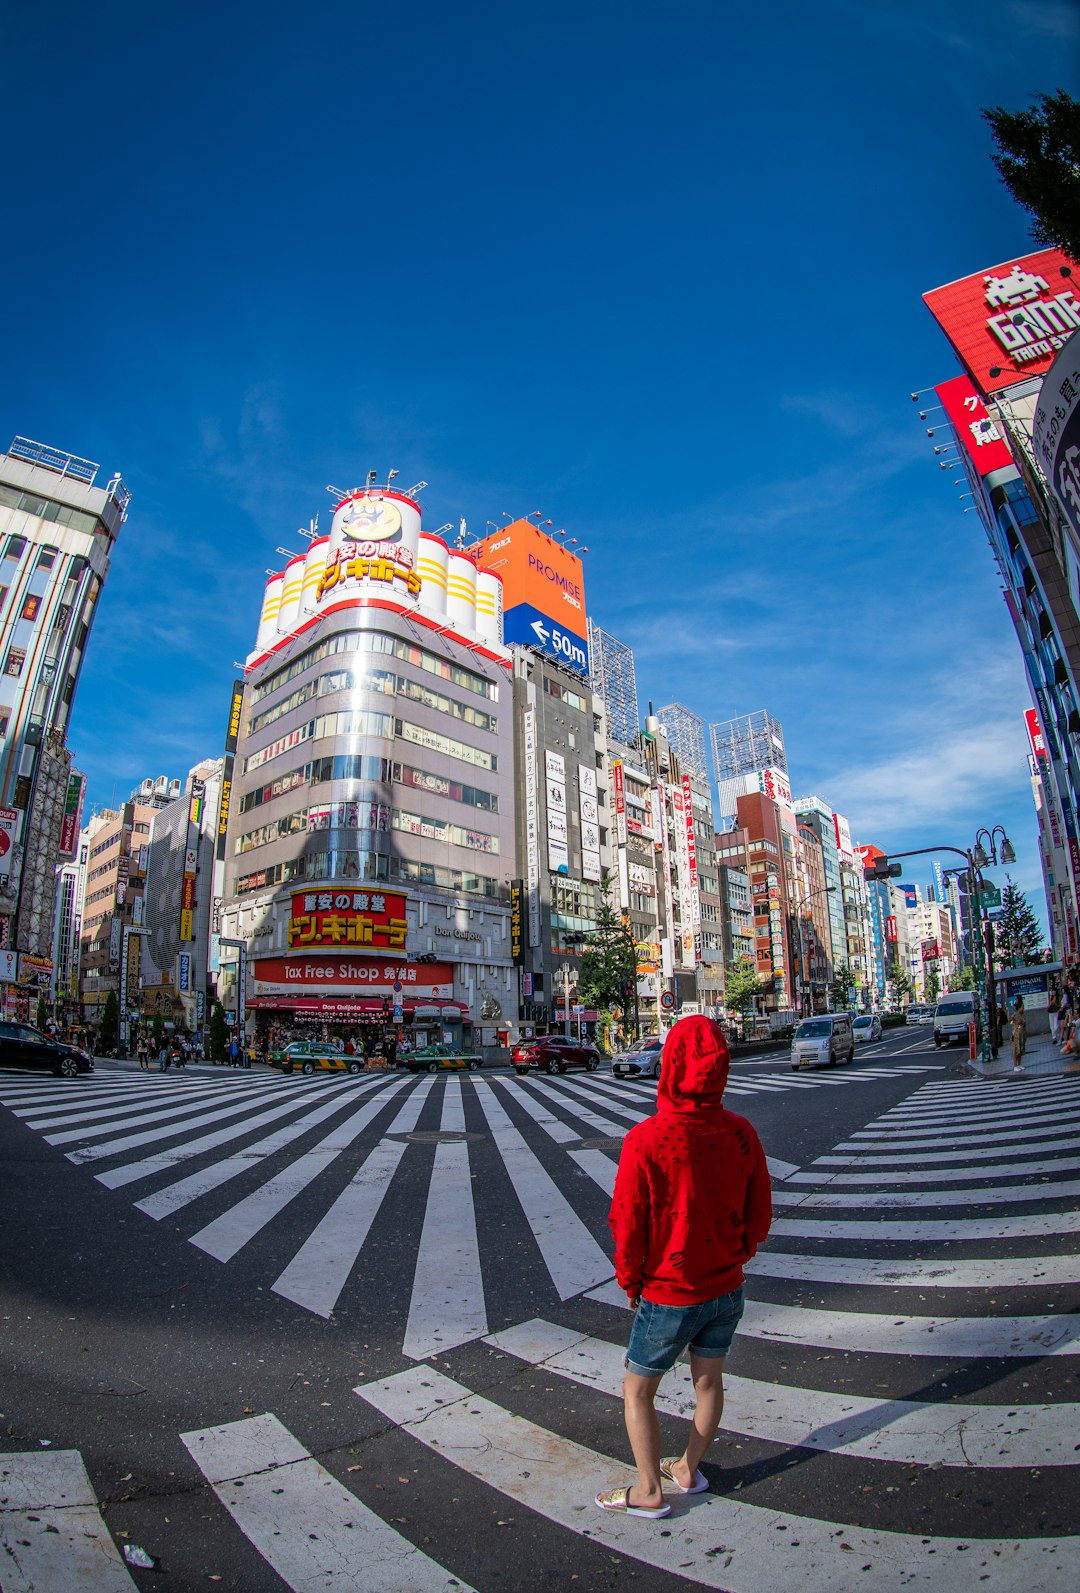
[923,248,1080,396]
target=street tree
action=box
[35,993,47,1032]
[830,961,854,1011]
[888,959,913,1002]
[100,991,118,1054]
[576,894,636,1014]
[725,962,762,1023]
[925,967,942,1003]
[983,90,1080,261]
[950,964,977,992]
[997,877,1044,966]
[152,1011,165,1052]
[209,1001,228,1063]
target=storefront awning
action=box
[246,995,470,1019]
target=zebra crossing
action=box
[1,1065,1077,1590]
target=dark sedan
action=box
[0,1020,93,1077]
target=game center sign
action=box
[923,247,1080,395]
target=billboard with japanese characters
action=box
[923,248,1080,396]
[934,374,1014,476]
[1032,330,1080,547]
[473,520,588,672]
[287,888,408,953]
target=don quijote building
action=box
[218,483,516,1050]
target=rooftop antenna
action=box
[296,513,319,540]
[406,480,429,496]
[456,516,468,549]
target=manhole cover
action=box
[568,1136,624,1151]
[388,1130,483,1145]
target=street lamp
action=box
[795,885,835,1017]
[972,826,1016,870]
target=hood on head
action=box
[657,1014,730,1114]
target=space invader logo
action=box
[983,266,1049,309]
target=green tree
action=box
[889,960,913,1003]
[996,876,1044,966]
[35,993,47,1032]
[950,964,977,992]
[724,961,763,1020]
[152,1011,165,1052]
[576,895,636,1016]
[99,990,119,1054]
[830,961,854,1011]
[925,967,941,1003]
[983,90,1080,261]
[208,1001,228,1063]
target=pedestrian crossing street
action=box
[2,1066,1078,1590]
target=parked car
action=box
[610,1037,664,1079]
[790,1013,855,1070]
[275,1041,361,1076]
[905,1004,935,1026]
[408,1042,484,1074]
[852,1014,883,1043]
[933,993,978,1047]
[0,1020,93,1078]
[511,1035,602,1076]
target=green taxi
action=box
[274,1041,364,1077]
[407,1042,484,1074]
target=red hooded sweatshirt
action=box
[609,1015,772,1306]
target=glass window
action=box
[4,536,26,561]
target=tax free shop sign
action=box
[475,521,589,672]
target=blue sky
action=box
[3,0,1077,922]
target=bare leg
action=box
[622,1370,665,1507]
[669,1354,726,1489]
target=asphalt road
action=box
[0,1028,1077,1592]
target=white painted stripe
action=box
[472,1082,613,1298]
[812,1131,1080,1167]
[181,1413,472,1592]
[888,1079,1077,1108]
[843,1109,1080,1145]
[748,1247,1080,1289]
[772,1208,1080,1242]
[270,1083,432,1317]
[359,1366,1079,1592]
[189,1078,413,1262]
[135,1075,394,1220]
[772,1173,1080,1210]
[523,1074,636,1138]
[550,1075,650,1121]
[403,1083,487,1359]
[488,1317,1079,1468]
[766,1156,801,1181]
[788,1151,1080,1186]
[488,1079,619,1197]
[92,1083,358,1189]
[67,1081,301,1161]
[0,1449,137,1591]
[19,1085,195,1124]
[44,1084,284,1146]
[873,1094,1080,1127]
[585,1282,1080,1358]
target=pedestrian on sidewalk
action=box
[1011,995,1027,1069]
[597,1014,772,1519]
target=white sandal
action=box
[660,1457,709,1494]
[594,1485,671,1518]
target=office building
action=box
[712,709,789,825]
[656,703,708,780]
[588,619,640,746]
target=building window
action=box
[36,547,58,571]
[3,536,26,562]
[4,648,25,677]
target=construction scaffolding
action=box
[588,619,640,745]
[655,702,708,778]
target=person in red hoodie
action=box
[595,1014,772,1519]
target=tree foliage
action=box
[925,967,941,1003]
[152,1011,165,1051]
[35,993,47,1032]
[950,963,977,992]
[99,991,119,1054]
[983,90,1080,261]
[996,876,1044,966]
[576,894,636,1014]
[724,961,762,1016]
[830,961,854,1010]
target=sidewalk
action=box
[969,1029,1080,1081]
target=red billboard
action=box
[287,888,408,953]
[1025,707,1049,763]
[923,248,1080,395]
[934,374,1014,475]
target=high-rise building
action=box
[656,703,708,779]
[588,619,640,746]
[220,483,516,1048]
[793,796,847,991]
[712,709,789,824]
[0,437,129,988]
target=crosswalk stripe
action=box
[874,1096,1080,1127]
[489,1079,618,1195]
[772,1208,1080,1241]
[773,1173,1080,1208]
[748,1246,1080,1288]
[0,1448,137,1591]
[44,1082,285,1147]
[472,1081,613,1299]
[523,1073,641,1136]
[787,1150,1080,1186]
[20,1084,198,1125]
[812,1131,1080,1167]
[357,1365,1075,1592]
[843,1107,1080,1144]
[403,1082,487,1360]
[585,1281,1080,1358]
[270,1082,432,1317]
[68,1080,303,1163]
[134,1074,394,1221]
[487,1317,1079,1468]
[180,1412,473,1592]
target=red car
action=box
[511,1035,602,1076]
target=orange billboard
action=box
[475,520,588,670]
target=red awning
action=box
[246,995,470,1018]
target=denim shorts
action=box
[625,1287,745,1378]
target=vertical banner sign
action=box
[216,679,244,863]
[179,953,191,992]
[545,749,568,874]
[108,915,122,972]
[58,774,85,859]
[509,879,524,965]
[613,759,627,844]
[224,679,245,755]
[523,708,541,946]
[195,989,205,1023]
[236,951,247,1037]
[180,779,204,945]
[125,931,141,1012]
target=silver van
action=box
[790,1013,855,1070]
[933,993,977,1047]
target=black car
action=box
[0,1020,94,1077]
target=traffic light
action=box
[864,857,902,881]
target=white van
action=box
[790,1013,855,1070]
[934,993,977,1047]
